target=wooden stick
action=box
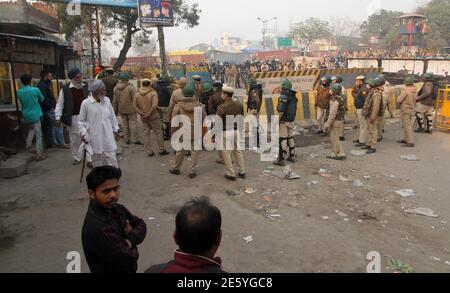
[79,149,87,183]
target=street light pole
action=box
[257,17,277,51]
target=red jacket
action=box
[144,250,226,273]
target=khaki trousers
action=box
[174,149,198,175]
[330,121,346,157]
[367,118,378,148]
[356,109,368,144]
[316,108,326,131]
[221,130,245,177]
[142,118,164,154]
[121,113,138,142]
[401,112,414,144]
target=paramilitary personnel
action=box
[361,78,383,154]
[247,77,263,148]
[315,76,331,135]
[324,83,346,160]
[274,79,298,166]
[415,72,436,134]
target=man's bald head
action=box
[175,197,222,255]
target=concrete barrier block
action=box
[0,158,27,179]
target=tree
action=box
[330,17,361,38]
[360,9,403,48]
[289,17,332,52]
[54,0,200,70]
[417,0,450,51]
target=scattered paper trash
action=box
[319,168,327,174]
[321,216,329,220]
[243,236,253,243]
[395,189,416,197]
[363,175,371,180]
[445,261,450,266]
[148,217,156,221]
[171,184,179,187]
[351,150,366,156]
[353,179,364,187]
[320,173,332,178]
[335,210,348,217]
[400,154,419,161]
[339,175,350,182]
[357,219,363,223]
[244,187,257,194]
[403,207,439,218]
[431,256,441,262]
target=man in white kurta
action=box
[78,80,119,168]
[55,68,92,165]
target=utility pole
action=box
[157,26,168,76]
[88,6,102,77]
[257,17,277,51]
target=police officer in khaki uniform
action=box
[324,84,346,160]
[216,85,246,181]
[247,77,262,148]
[397,76,417,147]
[361,78,383,154]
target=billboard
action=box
[138,0,174,27]
[277,37,292,48]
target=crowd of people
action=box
[15,59,440,272]
[341,48,448,60]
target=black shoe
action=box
[354,143,366,147]
[133,141,144,145]
[238,173,246,179]
[366,148,377,154]
[353,139,360,144]
[287,157,296,163]
[339,137,345,141]
[189,173,197,179]
[401,143,415,148]
[148,152,155,157]
[224,174,236,181]
[396,140,407,144]
[320,132,328,137]
[377,137,383,142]
[169,169,181,175]
[414,128,424,133]
[159,150,170,156]
[273,160,286,166]
[126,141,131,145]
[316,130,324,134]
[424,130,432,134]
[353,125,358,130]
[361,145,371,150]
[163,137,170,141]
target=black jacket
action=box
[37,80,56,112]
[81,200,147,273]
[278,89,298,122]
[156,80,173,107]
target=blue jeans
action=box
[44,110,65,146]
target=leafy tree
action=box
[417,0,450,51]
[360,9,403,48]
[289,17,332,52]
[53,0,200,70]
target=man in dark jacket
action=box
[37,70,57,148]
[352,76,369,147]
[156,75,173,140]
[82,166,147,273]
[274,79,298,166]
[101,68,119,103]
[145,196,225,273]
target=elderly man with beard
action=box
[79,80,120,168]
[56,68,92,166]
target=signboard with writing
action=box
[138,0,174,27]
[256,75,317,94]
[277,37,292,48]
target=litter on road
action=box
[351,150,366,156]
[243,235,253,243]
[400,155,420,161]
[395,189,416,197]
[403,207,439,218]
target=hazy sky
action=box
[106,0,429,56]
